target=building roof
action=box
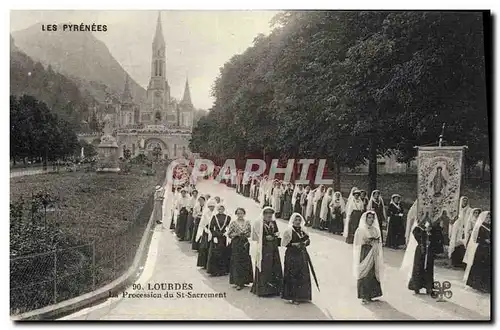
[122,75,133,104]
[153,11,165,48]
[180,77,193,108]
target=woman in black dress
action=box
[402,212,441,295]
[175,189,191,240]
[292,184,304,215]
[251,206,283,297]
[464,211,491,293]
[206,204,231,276]
[353,211,383,304]
[227,208,253,290]
[184,189,198,241]
[367,190,386,244]
[282,213,312,304]
[281,183,294,220]
[195,199,216,268]
[386,194,405,249]
[312,185,325,229]
[191,196,206,250]
[329,191,345,234]
[344,190,365,244]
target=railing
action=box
[10,191,156,316]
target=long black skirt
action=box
[191,217,201,250]
[357,244,382,300]
[185,213,194,241]
[312,201,322,229]
[197,232,209,268]
[169,211,176,230]
[408,246,435,292]
[450,245,466,268]
[251,241,283,297]
[386,215,405,248]
[175,208,189,240]
[293,200,302,215]
[207,237,230,276]
[243,184,250,197]
[282,247,311,302]
[229,236,253,286]
[346,210,363,244]
[329,210,344,234]
[466,245,491,293]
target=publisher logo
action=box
[431,281,452,301]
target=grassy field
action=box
[10,164,166,314]
[10,164,165,248]
[338,174,491,211]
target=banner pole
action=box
[438,123,446,147]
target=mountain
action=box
[11,24,146,104]
[10,35,96,131]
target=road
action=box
[63,179,490,321]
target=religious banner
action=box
[416,146,466,224]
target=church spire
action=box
[181,77,193,107]
[122,75,133,104]
[153,11,165,47]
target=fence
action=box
[10,192,155,315]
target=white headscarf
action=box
[251,206,277,271]
[329,191,346,214]
[195,198,216,242]
[463,211,490,282]
[405,200,418,245]
[367,190,386,219]
[353,211,384,281]
[390,194,402,209]
[281,212,307,247]
[448,197,472,257]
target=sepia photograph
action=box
[9,9,491,321]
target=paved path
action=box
[63,180,490,321]
[10,168,53,178]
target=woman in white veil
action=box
[405,200,418,246]
[329,191,346,234]
[463,208,482,260]
[343,187,358,238]
[353,210,384,304]
[281,213,313,304]
[463,211,491,293]
[319,187,333,231]
[449,196,472,267]
[251,206,283,297]
[196,198,217,268]
[305,186,316,227]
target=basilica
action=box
[83,12,194,160]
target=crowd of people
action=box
[153,170,490,305]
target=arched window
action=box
[159,61,162,77]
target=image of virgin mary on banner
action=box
[417,146,466,223]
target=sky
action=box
[10,10,279,109]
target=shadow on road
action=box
[363,300,416,320]
[197,270,330,320]
[414,295,490,320]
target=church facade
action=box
[81,12,194,161]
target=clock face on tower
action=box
[155,91,162,98]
